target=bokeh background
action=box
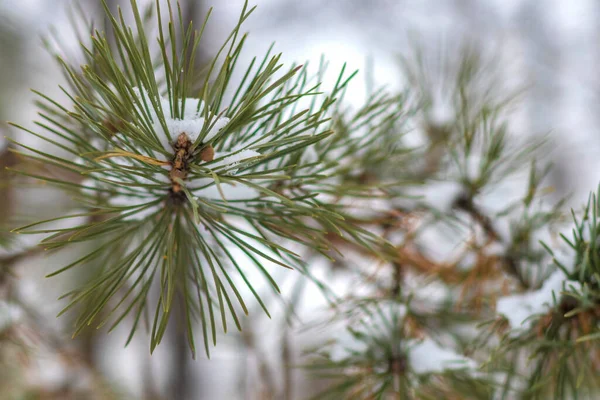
[1,0,600,399]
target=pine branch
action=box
[9,0,390,357]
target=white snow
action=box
[82,91,263,220]
[327,303,476,375]
[496,269,575,329]
[407,338,477,374]
[329,326,477,375]
[85,144,263,220]
[131,87,230,154]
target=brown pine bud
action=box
[200,145,215,162]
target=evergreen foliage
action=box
[2,1,599,398]
[8,0,388,357]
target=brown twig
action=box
[452,192,530,289]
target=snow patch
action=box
[408,338,477,374]
[496,269,576,330]
[81,89,266,220]
[131,87,229,154]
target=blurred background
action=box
[1,0,600,399]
